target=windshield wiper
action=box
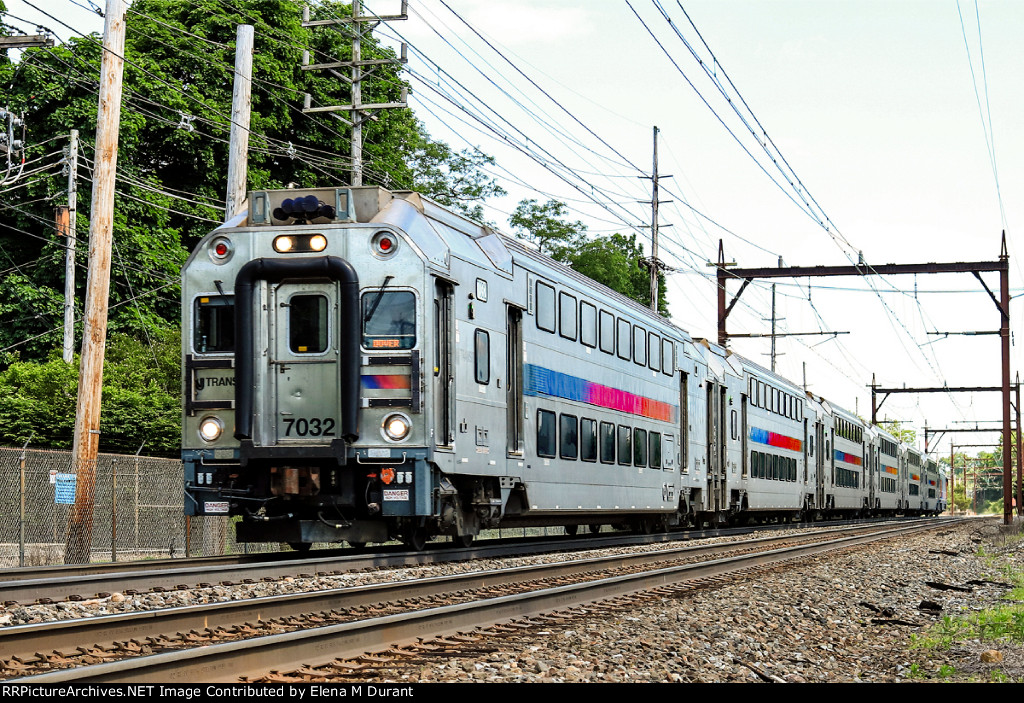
[363,275,395,323]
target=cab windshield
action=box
[362,290,416,349]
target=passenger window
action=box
[662,338,673,375]
[560,414,578,460]
[649,333,661,371]
[290,294,329,353]
[581,418,597,462]
[559,292,577,341]
[617,318,631,360]
[617,425,632,465]
[362,290,415,349]
[633,326,646,366]
[581,302,597,348]
[633,428,647,467]
[474,329,490,385]
[194,295,234,353]
[599,310,615,354]
[600,421,615,463]
[536,281,555,332]
[649,431,661,468]
[537,410,556,458]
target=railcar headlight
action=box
[382,413,411,442]
[273,234,327,253]
[199,416,224,442]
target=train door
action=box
[506,306,524,455]
[706,381,726,513]
[815,422,825,509]
[434,281,455,448]
[266,282,341,445]
[867,444,876,510]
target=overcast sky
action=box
[5,0,1023,458]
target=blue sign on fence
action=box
[55,473,77,505]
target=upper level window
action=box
[559,292,578,340]
[599,310,615,354]
[536,281,555,332]
[617,318,631,360]
[362,290,415,349]
[581,302,597,348]
[633,326,646,366]
[661,338,673,375]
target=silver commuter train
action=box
[182,186,946,549]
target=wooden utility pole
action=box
[225,25,253,220]
[301,1,408,187]
[61,129,79,363]
[67,0,126,565]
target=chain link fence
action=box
[0,446,280,567]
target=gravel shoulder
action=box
[403,517,1024,683]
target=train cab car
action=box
[182,186,691,548]
[734,356,810,522]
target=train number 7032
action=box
[282,417,336,437]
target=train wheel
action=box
[403,528,428,551]
[289,542,312,552]
[564,524,579,536]
[588,524,602,534]
[451,534,473,548]
[635,518,654,535]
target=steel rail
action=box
[0,519,859,604]
[0,519,922,662]
[13,519,960,683]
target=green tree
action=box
[0,328,181,453]
[878,420,916,446]
[0,0,503,362]
[509,198,669,315]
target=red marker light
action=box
[215,242,228,256]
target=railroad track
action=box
[0,518,911,605]
[2,517,964,682]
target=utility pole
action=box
[0,35,54,51]
[640,126,671,314]
[225,25,253,220]
[61,129,79,363]
[67,0,126,565]
[301,1,408,187]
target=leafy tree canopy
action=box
[0,328,181,453]
[0,0,502,363]
[878,420,916,446]
[509,198,669,316]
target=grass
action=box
[907,532,1024,682]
